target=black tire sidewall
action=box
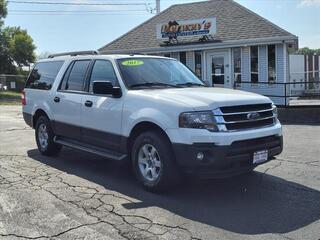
[35,116,60,155]
[132,131,179,191]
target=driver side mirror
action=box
[93,81,122,98]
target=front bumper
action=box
[172,135,283,178]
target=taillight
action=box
[21,90,26,105]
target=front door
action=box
[81,59,123,152]
[207,51,230,88]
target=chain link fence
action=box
[289,70,320,98]
[0,74,27,92]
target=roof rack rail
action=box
[48,50,99,58]
[129,52,147,55]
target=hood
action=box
[132,87,271,110]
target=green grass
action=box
[0,91,21,105]
[0,101,20,105]
[0,91,21,98]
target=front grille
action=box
[220,103,272,113]
[214,103,276,131]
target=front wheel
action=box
[131,131,181,192]
[35,116,62,156]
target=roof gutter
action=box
[100,36,298,54]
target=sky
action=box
[4,0,320,55]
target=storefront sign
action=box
[156,18,216,41]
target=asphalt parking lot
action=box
[0,105,319,240]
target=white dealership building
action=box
[99,0,298,105]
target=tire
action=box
[35,116,62,156]
[131,130,181,192]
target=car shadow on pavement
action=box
[28,148,320,235]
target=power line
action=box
[10,9,148,13]
[10,13,148,15]
[7,0,148,6]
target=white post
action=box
[312,54,315,79]
[156,0,160,14]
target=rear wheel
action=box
[35,116,62,156]
[132,130,181,192]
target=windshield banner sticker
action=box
[122,60,144,66]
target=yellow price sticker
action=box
[121,60,144,66]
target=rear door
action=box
[51,59,91,141]
[81,59,123,152]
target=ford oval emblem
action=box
[247,112,260,120]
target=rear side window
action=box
[26,61,64,90]
[89,60,118,92]
[61,60,90,91]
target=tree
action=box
[7,27,35,67]
[296,47,320,55]
[37,51,53,60]
[0,0,36,74]
[0,0,7,21]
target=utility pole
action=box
[156,0,160,14]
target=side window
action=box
[59,61,74,90]
[26,61,64,90]
[62,60,90,91]
[89,60,118,92]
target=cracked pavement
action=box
[0,106,319,240]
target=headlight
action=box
[272,104,278,118]
[179,111,218,132]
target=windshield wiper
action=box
[176,82,206,87]
[130,82,180,89]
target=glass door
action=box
[206,51,230,88]
[211,56,225,87]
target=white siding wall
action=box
[186,51,195,71]
[276,44,285,83]
[241,46,250,82]
[289,55,305,94]
[258,45,267,82]
[237,44,287,105]
[156,43,289,105]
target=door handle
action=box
[84,100,93,107]
[54,96,60,103]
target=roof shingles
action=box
[100,0,296,52]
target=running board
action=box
[54,136,127,161]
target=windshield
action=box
[117,58,206,89]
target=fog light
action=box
[196,152,204,161]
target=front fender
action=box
[123,107,176,137]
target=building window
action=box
[250,46,259,83]
[194,51,202,79]
[233,48,241,83]
[268,45,276,83]
[163,53,171,58]
[179,52,186,65]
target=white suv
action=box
[22,51,283,191]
